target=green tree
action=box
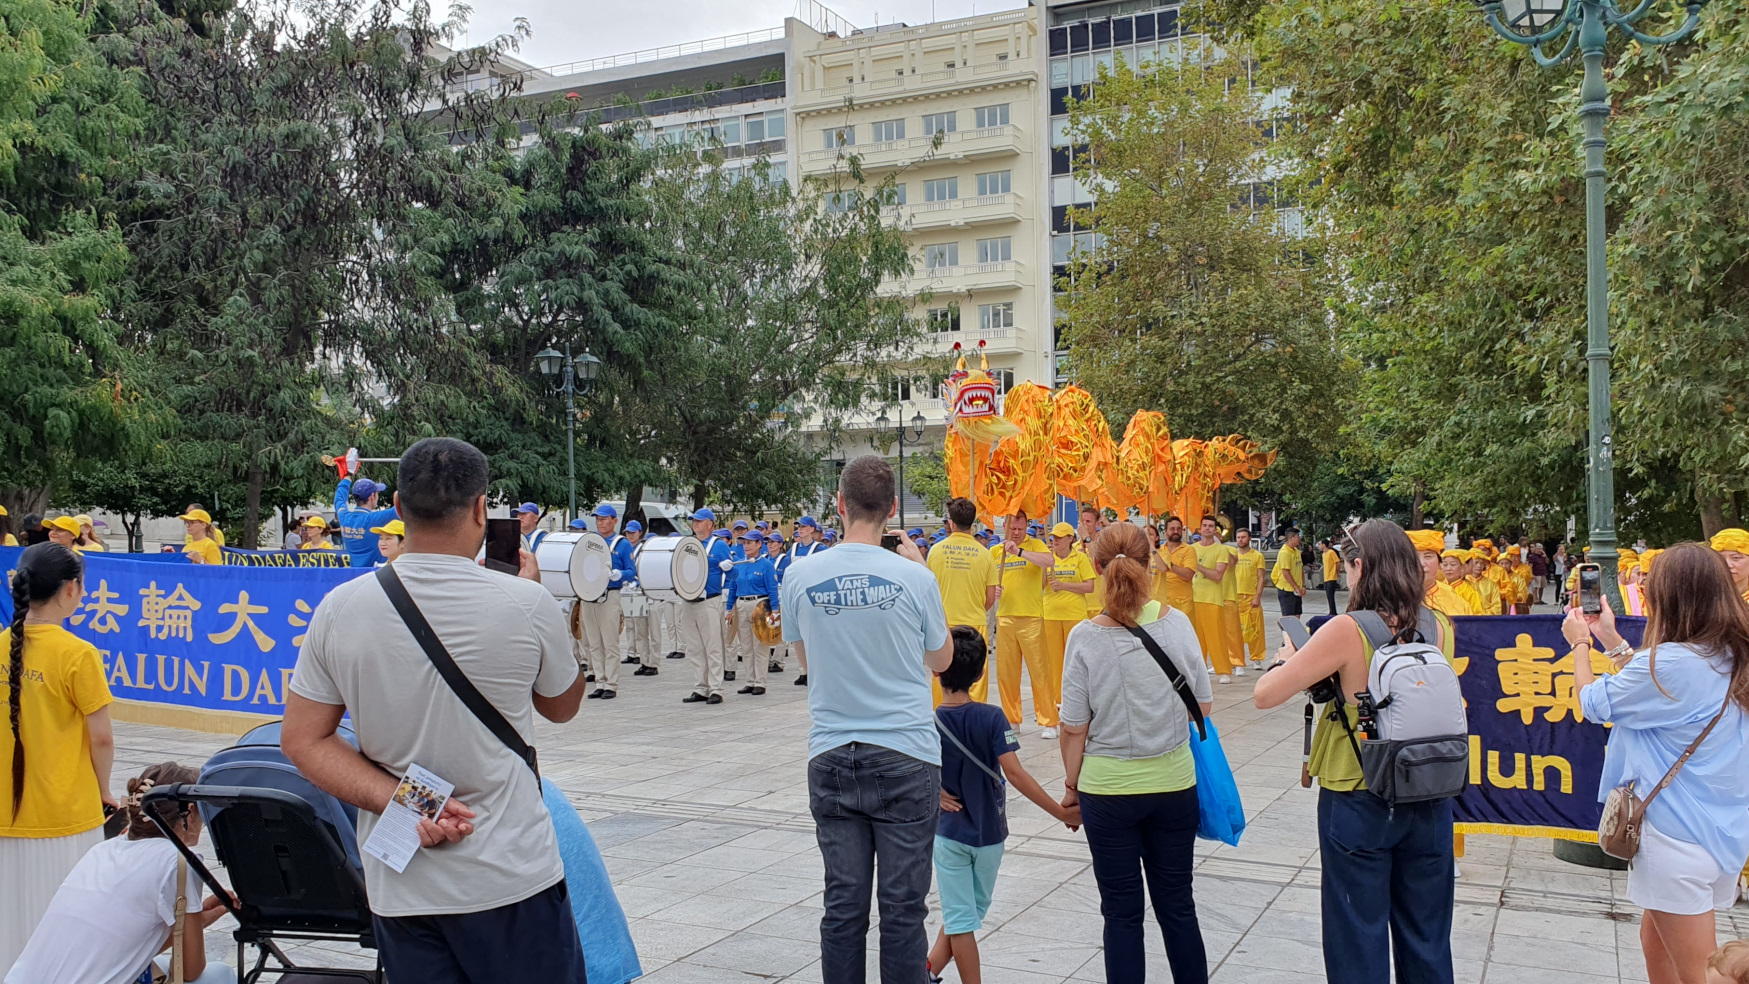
[110,0,517,545]
[1056,44,1354,501]
[0,0,153,515]
[904,449,950,516]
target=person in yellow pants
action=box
[1232,529,1268,665]
[1215,525,1247,676]
[1191,517,1235,683]
[928,497,998,705]
[991,512,1052,729]
[1153,516,1196,618]
[1041,522,1095,737]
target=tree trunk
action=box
[1,487,52,519]
[244,464,264,549]
[1732,490,1746,530]
[692,481,707,511]
[624,484,644,525]
[1698,485,1728,539]
[1410,482,1425,530]
[122,513,140,553]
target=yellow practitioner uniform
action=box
[184,537,222,566]
[1469,571,1503,615]
[1154,542,1196,617]
[992,537,1050,726]
[928,532,997,704]
[1444,574,1484,614]
[1042,548,1096,729]
[1219,543,1245,671]
[1425,579,1474,617]
[1191,542,1234,675]
[1233,546,1268,662]
[1081,542,1105,618]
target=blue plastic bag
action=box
[543,778,643,984]
[1188,719,1246,846]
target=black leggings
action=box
[1325,580,1340,614]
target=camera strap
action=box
[1124,624,1207,741]
[376,565,540,781]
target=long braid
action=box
[8,568,29,815]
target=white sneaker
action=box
[1232,666,1246,678]
[1218,674,1233,685]
[1040,727,1059,739]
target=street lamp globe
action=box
[909,410,926,439]
[875,412,892,432]
[534,346,564,377]
[1492,0,1569,33]
[574,350,601,387]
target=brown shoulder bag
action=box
[1597,697,1730,861]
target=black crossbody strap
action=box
[1123,623,1208,740]
[375,565,540,780]
[935,714,1006,786]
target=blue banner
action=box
[1448,613,1642,840]
[221,547,354,568]
[2,545,371,716]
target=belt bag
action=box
[1598,696,1729,861]
[376,565,540,781]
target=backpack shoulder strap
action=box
[1350,610,1395,650]
[375,565,540,780]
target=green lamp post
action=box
[1470,0,1707,609]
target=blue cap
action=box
[516,502,540,515]
[797,516,820,530]
[766,531,784,542]
[755,520,770,530]
[568,518,589,530]
[930,532,945,542]
[907,527,923,537]
[823,529,837,540]
[350,478,385,500]
[691,508,716,522]
[712,529,731,539]
[625,520,643,533]
[593,503,618,518]
[743,531,765,543]
[733,519,749,530]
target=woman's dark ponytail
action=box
[6,543,86,815]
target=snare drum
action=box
[534,531,612,602]
[635,535,708,603]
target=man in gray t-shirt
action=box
[284,438,587,983]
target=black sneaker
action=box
[769,662,783,673]
[706,694,723,705]
[633,665,658,676]
[750,686,766,695]
[724,671,736,681]
[587,689,604,699]
[794,674,808,686]
[666,651,686,660]
[600,690,616,700]
[585,673,596,683]
[737,685,757,694]
[682,693,708,703]
[621,655,640,664]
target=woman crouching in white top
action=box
[5,763,235,984]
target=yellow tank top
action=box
[1307,611,1454,791]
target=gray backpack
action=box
[1347,610,1469,804]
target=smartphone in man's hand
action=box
[484,518,521,574]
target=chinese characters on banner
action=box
[1,546,370,715]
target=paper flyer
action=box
[362,764,454,873]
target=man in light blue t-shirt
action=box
[781,454,952,984]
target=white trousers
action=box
[732,599,766,687]
[678,596,726,696]
[579,590,622,691]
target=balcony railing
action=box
[801,124,1024,170]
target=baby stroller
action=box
[143,720,382,983]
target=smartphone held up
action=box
[1576,563,1602,615]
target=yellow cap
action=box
[42,515,81,535]
[1051,522,1076,539]
[1441,549,1466,561]
[302,516,329,530]
[177,508,213,523]
[370,519,406,538]
[0,504,8,516]
[1710,529,1749,555]
[1639,547,1663,574]
[1506,545,1522,556]
[1405,529,1445,554]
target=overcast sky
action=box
[464,0,1028,71]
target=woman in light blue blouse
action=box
[1566,542,1749,984]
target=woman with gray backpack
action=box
[1253,519,1470,984]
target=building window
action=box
[765,111,785,140]
[992,368,1015,394]
[979,302,1015,331]
[823,126,855,149]
[923,177,960,202]
[1051,117,1072,148]
[885,376,913,402]
[825,190,861,213]
[927,307,961,332]
[925,243,960,269]
[977,237,1013,263]
[891,183,907,205]
[974,104,1010,128]
[922,111,958,136]
[870,119,905,142]
[1053,234,1072,264]
[976,170,1012,196]
[1071,53,1092,85]
[1050,57,1070,86]
[1052,175,1094,205]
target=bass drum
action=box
[635,535,708,603]
[534,531,611,602]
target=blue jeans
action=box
[1080,787,1206,984]
[808,742,940,984]
[1317,787,1455,984]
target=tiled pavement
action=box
[111,593,1749,982]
